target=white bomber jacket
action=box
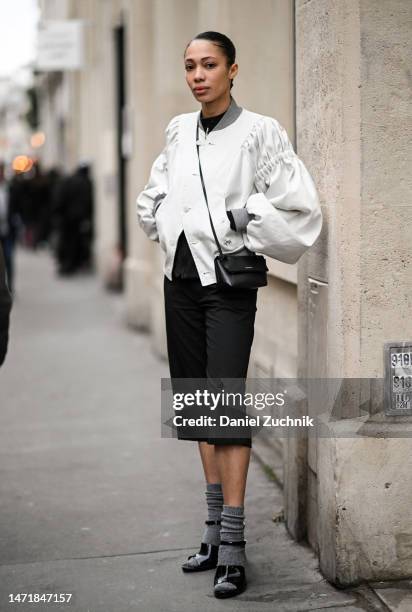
[136,96,322,287]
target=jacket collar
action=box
[196,95,243,133]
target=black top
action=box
[171,110,227,280]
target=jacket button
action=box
[183,206,191,213]
[224,240,232,246]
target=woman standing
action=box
[137,31,322,599]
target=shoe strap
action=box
[220,539,246,547]
[205,519,221,526]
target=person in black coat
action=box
[0,242,12,366]
[54,163,94,275]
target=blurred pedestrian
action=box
[0,161,19,293]
[0,241,12,367]
[45,167,63,253]
[32,166,62,248]
[25,161,50,249]
[54,162,94,275]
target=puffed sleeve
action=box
[242,117,322,264]
[136,116,179,242]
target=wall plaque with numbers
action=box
[384,342,412,416]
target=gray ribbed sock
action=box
[201,483,223,546]
[217,505,246,566]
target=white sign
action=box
[384,343,412,415]
[37,20,84,71]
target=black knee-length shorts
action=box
[163,275,257,447]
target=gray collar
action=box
[197,95,243,132]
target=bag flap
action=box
[217,255,268,273]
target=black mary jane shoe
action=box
[213,540,247,599]
[181,520,220,572]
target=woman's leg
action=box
[203,286,257,498]
[197,441,224,553]
[198,441,220,484]
[202,286,257,596]
[164,277,223,569]
[214,445,250,506]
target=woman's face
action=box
[184,39,237,103]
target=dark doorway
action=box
[114,23,127,286]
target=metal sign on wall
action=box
[37,20,84,71]
[384,342,412,416]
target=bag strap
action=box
[196,121,224,258]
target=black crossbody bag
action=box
[195,122,268,290]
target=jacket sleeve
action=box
[242,117,323,264]
[0,244,12,367]
[136,116,179,242]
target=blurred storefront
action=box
[35,0,412,588]
[0,77,32,163]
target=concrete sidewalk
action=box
[0,248,409,611]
